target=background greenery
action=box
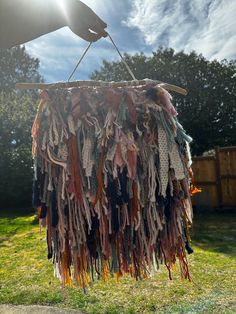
[0,47,41,207]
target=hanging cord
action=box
[67,32,137,82]
[107,33,137,81]
[67,41,93,82]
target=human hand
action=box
[67,0,108,42]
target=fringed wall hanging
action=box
[17,34,199,290]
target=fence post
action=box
[215,146,223,208]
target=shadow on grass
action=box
[0,207,38,247]
[1,208,235,257]
[0,207,36,219]
[191,211,236,257]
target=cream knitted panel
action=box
[158,125,169,197]
[169,142,185,180]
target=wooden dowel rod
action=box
[15,79,187,95]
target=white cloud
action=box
[124,0,236,60]
[187,0,236,60]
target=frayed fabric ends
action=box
[33,84,198,289]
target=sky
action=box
[25,0,236,82]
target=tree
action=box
[0,46,41,92]
[91,48,236,155]
[0,46,42,208]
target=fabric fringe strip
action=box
[32,83,198,289]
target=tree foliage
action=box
[91,48,236,155]
[0,46,42,207]
[0,46,42,92]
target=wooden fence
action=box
[191,146,236,209]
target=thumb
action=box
[73,28,103,42]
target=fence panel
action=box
[191,146,236,209]
[218,147,236,207]
[191,156,219,208]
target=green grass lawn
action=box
[0,208,235,314]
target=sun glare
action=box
[58,0,69,21]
